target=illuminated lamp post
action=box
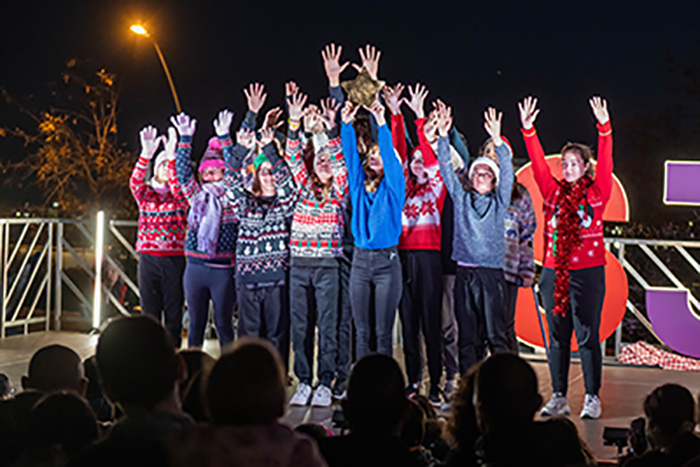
[130,24,182,113]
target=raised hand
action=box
[263,107,284,130]
[139,125,161,158]
[170,113,197,137]
[406,83,429,119]
[352,44,381,80]
[287,92,308,122]
[364,99,386,127]
[483,107,503,146]
[285,81,299,98]
[164,127,177,160]
[244,83,267,114]
[213,109,234,137]
[319,98,340,130]
[259,127,275,147]
[236,128,256,150]
[322,43,350,87]
[341,101,359,125]
[435,102,453,138]
[589,96,609,125]
[518,96,540,130]
[382,83,405,116]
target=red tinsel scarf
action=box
[552,175,593,316]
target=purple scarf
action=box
[188,182,224,258]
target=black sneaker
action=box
[332,378,347,399]
[428,389,444,408]
[405,382,421,398]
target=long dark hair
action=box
[303,142,332,201]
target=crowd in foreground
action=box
[0,314,699,467]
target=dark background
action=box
[1,0,699,222]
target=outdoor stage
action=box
[2,331,699,463]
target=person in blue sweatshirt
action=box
[340,98,406,359]
[435,102,514,375]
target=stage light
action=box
[93,210,105,329]
[130,24,149,36]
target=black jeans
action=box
[505,281,520,354]
[336,254,353,383]
[290,265,339,387]
[454,266,509,374]
[399,250,444,393]
[350,246,402,358]
[237,282,289,363]
[138,254,186,348]
[442,274,459,382]
[539,266,605,396]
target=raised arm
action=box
[590,96,613,203]
[519,96,555,198]
[483,107,514,204]
[284,91,309,187]
[435,104,463,198]
[340,101,362,192]
[130,125,161,203]
[162,127,185,199]
[366,100,404,202]
[170,112,200,205]
[383,83,409,165]
[213,109,238,175]
[241,83,267,131]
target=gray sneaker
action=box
[580,394,602,419]
[540,393,570,417]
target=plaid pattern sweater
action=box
[504,184,536,284]
[285,127,347,260]
[220,135,297,285]
[176,135,238,265]
[522,121,613,270]
[391,114,446,251]
[130,156,189,256]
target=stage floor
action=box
[2,331,699,463]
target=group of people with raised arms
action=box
[130,43,614,418]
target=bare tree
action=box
[1,62,135,217]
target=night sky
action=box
[2,0,699,221]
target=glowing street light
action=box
[130,24,182,113]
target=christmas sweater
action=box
[130,156,189,256]
[391,114,446,251]
[504,184,537,284]
[521,120,613,271]
[341,122,405,250]
[285,127,347,261]
[176,135,238,265]
[220,135,297,285]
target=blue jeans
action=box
[290,265,339,387]
[183,263,236,349]
[350,246,402,358]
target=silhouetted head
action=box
[205,338,285,426]
[644,383,696,450]
[474,353,542,433]
[342,354,406,435]
[22,344,87,396]
[96,315,180,411]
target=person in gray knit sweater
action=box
[435,102,514,375]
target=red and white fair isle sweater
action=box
[522,120,613,270]
[391,114,446,251]
[130,156,189,256]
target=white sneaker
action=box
[290,383,312,406]
[311,384,333,407]
[580,394,602,419]
[540,393,570,417]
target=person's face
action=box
[155,161,169,184]
[561,151,589,184]
[409,149,427,183]
[314,152,333,184]
[471,164,495,194]
[201,167,224,183]
[367,146,383,172]
[258,161,275,196]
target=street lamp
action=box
[130,24,182,113]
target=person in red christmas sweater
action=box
[384,82,446,406]
[130,125,189,347]
[519,95,613,420]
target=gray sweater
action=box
[437,137,513,269]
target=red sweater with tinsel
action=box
[391,114,446,251]
[522,121,613,270]
[130,156,189,256]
